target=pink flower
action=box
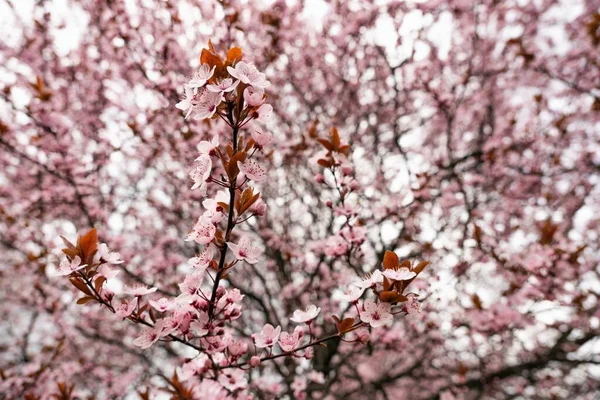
[197,135,219,155]
[124,284,157,297]
[178,271,204,298]
[243,86,264,106]
[324,235,348,257]
[279,331,301,352]
[227,61,270,89]
[115,298,137,319]
[360,299,393,328]
[185,216,216,245]
[340,285,365,303]
[355,270,383,289]
[340,226,366,244]
[238,159,267,182]
[132,319,165,349]
[97,243,123,264]
[190,154,212,193]
[382,268,416,281]
[54,255,87,276]
[227,236,261,264]
[176,85,195,119]
[253,324,281,348]
[228,340,249,357]
[180,355,210,381]
[290,305,321,324]
[218,368,248,392]
[188,64,216,93]
[207,77,239,94]
[190,312,210,337]
[249,356,261,367]
[98,264,119,280]
[256,104,273,122]
[189,246,214,271]
[193,88,223,120]
[149,297,175,312]
[406,294,421,315]
[249,123,272,147]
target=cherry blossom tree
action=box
[1,0,599,399]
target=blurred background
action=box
[1,0,599,399]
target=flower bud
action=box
[216,286,226,298]
[325,200,333,208]
[249,356,261,367]
[304,347,314,359]
[315,173,325,184]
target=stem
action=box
[208,104,239,320]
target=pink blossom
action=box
[228,340,248,357]
[360,299,393,328]
[193,88,223,120]
[175,85,195,119]
[290,304,321,324]
[190,312,210,337]
[132,319,165,349]
[54,255,87,276]
[218,368,248,392]
[279,330,301,352]
[115,298,137,319]
[341,285,365,303]
[190,154,212,192]
[383,268,416,281]
[149,297,175,312]
[187,64,215,93]
[355,270,383,289]
[97,243,123,264]
[253,324,281,348]
[227,236,261,264]
[197,135,219,155]
[227,61,270,89]
[324,235,349,257]
[98,264,119,280]
[185,216,216,245]
[237,159,267,182]
[406,294,420,315]
[180,355,210,381]
[207,78,239,94]
[178,271,204,298]
[124,284,157,297]
[249,356,261,367]
[256,104,273,122]
[243,86,264,106]
[189,246,214,271]
[340,226,366,244]
[249,123,273,147]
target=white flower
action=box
[197,135,219,155]
[207,77,239,94]
[249,123,272,147]
[382,268,416,281]
[185,216,216,245]
[54,256,87,276]
[190,154,212,193]
[237,159,267,182]
[253,324,281,348]
[340,285,365,303]
[290,305,321,324]
[360,299,393,328]
[188,64,215,93]
[132,320,165,349]
[227,61,270,89]
[97,243,123,264]
[355,270,384,289]
[149,297,176,312]
[189,246,214,271]
[124,284,157,297]
[256,103,273,122]
[176,85,195,119]
[243,86,264,106]
[193,88,223,120]
[227,237,262,264]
